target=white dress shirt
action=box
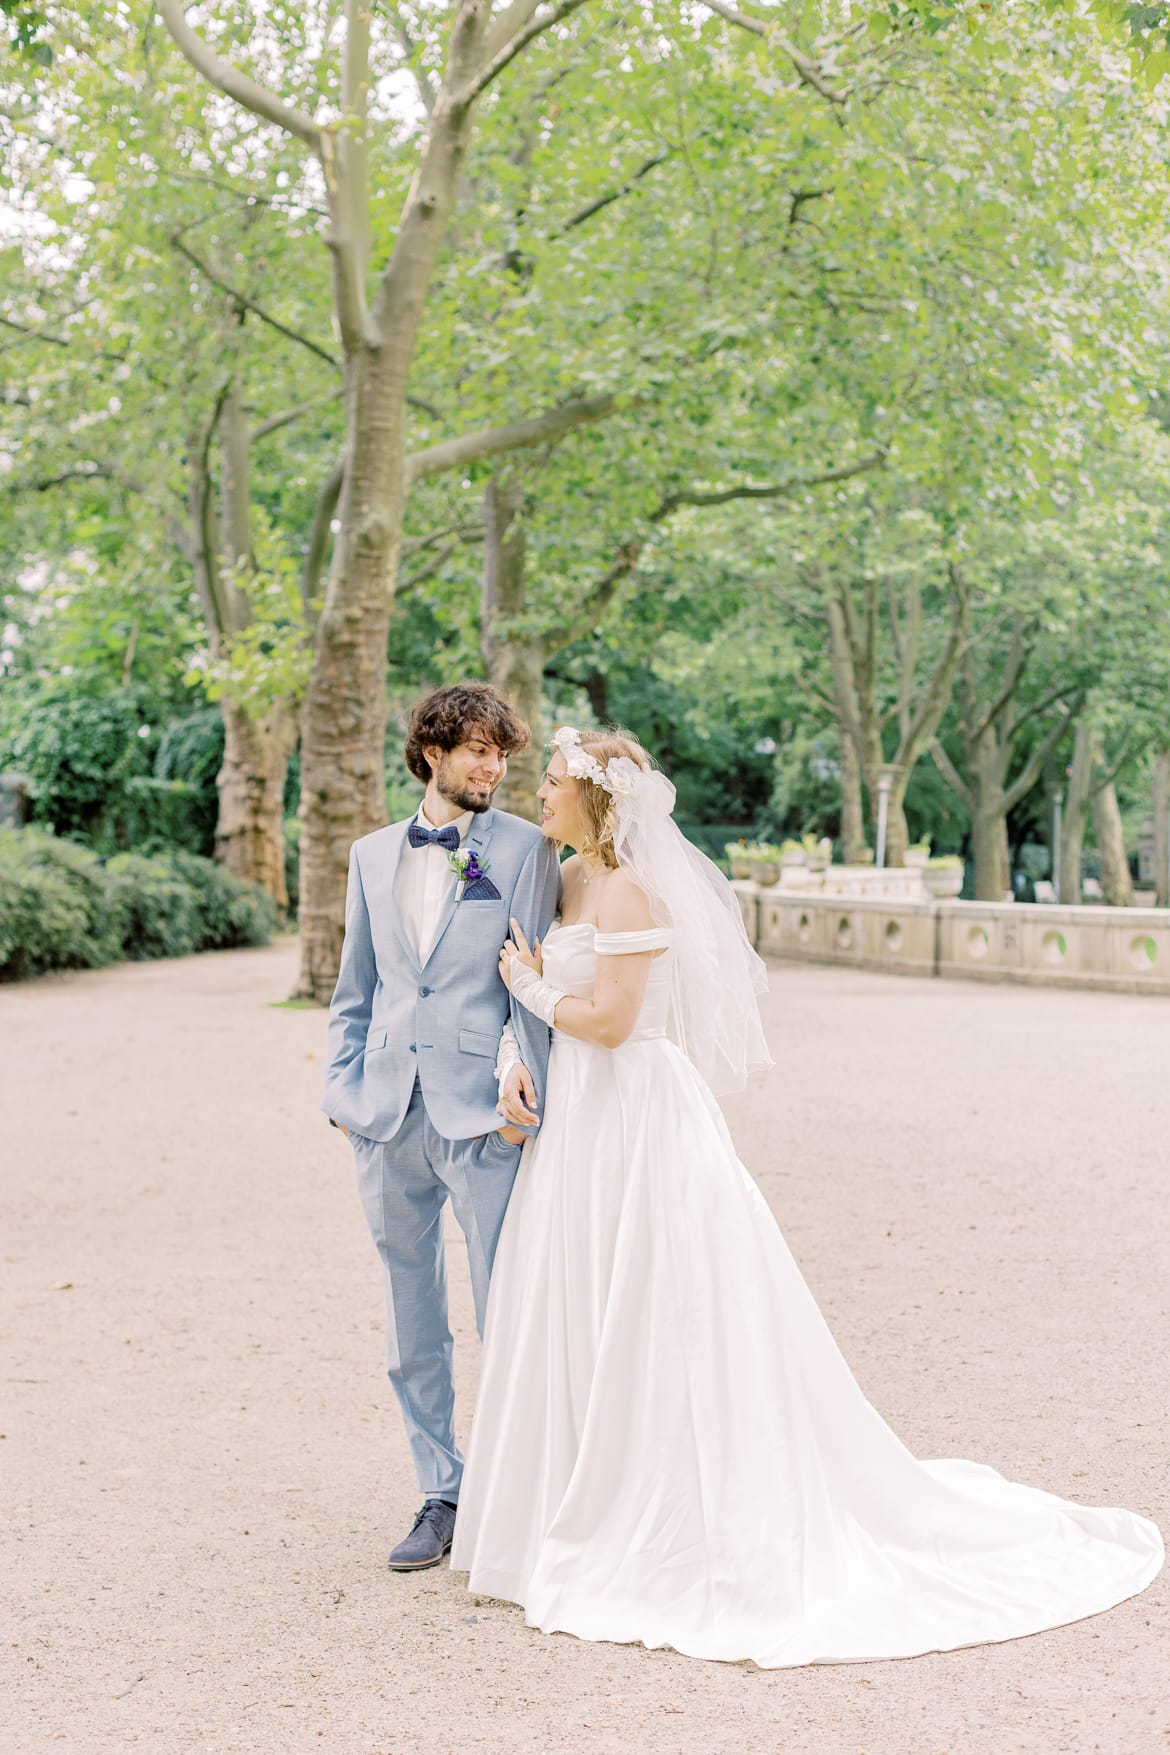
[395,803,475,963]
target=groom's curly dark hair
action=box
[404,681,531,783]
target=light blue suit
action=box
[323,806,561,1502]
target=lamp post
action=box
[1052,787,1064,899]
[875,766,895,868]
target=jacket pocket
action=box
[364,1028,388,1052]
[459,1027,498,1059]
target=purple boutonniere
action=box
[446,846,501,902]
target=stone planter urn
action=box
[903,846,930,869]
[923,864,964,898]
[726,846,754,881]
[751,857,782,887]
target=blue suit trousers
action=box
[351,1079,522,1502]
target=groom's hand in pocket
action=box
[497,1124,526,1145]
[497,1061,539,1131]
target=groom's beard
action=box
[436,758,499,815]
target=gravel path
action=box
[3,940,1166,1754]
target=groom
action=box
[323,681,559,1570]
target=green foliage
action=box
[3,692,152,843]
[190,511,312,715]
[0,691,223,854]
[0,828,280,981]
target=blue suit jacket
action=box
[322,807,561,1142]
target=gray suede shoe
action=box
[388,1499,457,1572]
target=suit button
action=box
[418,985,431,997]
[409,1043,416,1053]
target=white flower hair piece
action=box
[552,725,610,789]
[551,726,676,826]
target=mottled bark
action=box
[1154,748,1170,908]
[839,729,865,859]
[217,699,297,909]
[160,0,599,999]
[1058,722,1093,905]
[970,799,1012,900]
[480,475,544,820]
[937,621,1081,903]
[823,567,964,868]
[1092,769,1134,907]
[173,367,298,904]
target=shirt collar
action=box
[416,802,475,843]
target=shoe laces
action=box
[411,1499,452,1534]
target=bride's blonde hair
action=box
[555,726,652,869]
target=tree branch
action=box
[172,237,340,368]
[404,391,617,486]
[453,0,592,107]
[155,0,322,150]
[300,459,345,619]
[20,464,115,492]
[930,741,973,814]
[385,3,438,112]
[556,150,670,234]
[250,390,345,444]
[656,449,884,518]
[973,614,1037,740]
[0,315,69,348]
[1002,697,1084,816]
[699,0,848,105]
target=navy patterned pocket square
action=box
[461,875,501,901]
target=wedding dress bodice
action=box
[541,922,673,1044]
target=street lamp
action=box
[1052,787,1064,899]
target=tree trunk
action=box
[971,807,1011,901]
[884,779,910,867]
[1092,768,1134,907]
[294,23,494,1002]
[1154,747,1170,908]
[217,698,297,908]
[295,356,402,1001]
[480,474,544,821]
[1058,721,1093,904]
[839,728,865,859]
[157,0,580,1002]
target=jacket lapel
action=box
[375,820,420,970]
[421,808,496,971]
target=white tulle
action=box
[451,923,1163,1667]
[607,759,772,1095]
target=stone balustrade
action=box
[733,882,1170,997]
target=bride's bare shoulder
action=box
[596,866,656,934]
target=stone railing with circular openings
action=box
[731,883,1170,998]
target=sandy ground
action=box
[2,938,1167,1755]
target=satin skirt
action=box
[450,1034,1163,1666]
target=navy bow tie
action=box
[407,821,461,852]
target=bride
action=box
[448,726,1162,1666]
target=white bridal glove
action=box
[495,1019,521,1086]
[505,956,566,1028]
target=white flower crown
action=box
[551,726,643,798]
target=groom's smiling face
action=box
[428,732,507,813]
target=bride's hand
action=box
[499,919,542,991]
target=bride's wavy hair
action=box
[555,726,652,869]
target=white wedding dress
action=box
[450,922,1163,1666]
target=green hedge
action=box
[0,828,281,981]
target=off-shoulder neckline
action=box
[549,920,671,938]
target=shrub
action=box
[0,829,281,981]
[168,850,281,949]
[0,829,120,977]
[105,852,204,960]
